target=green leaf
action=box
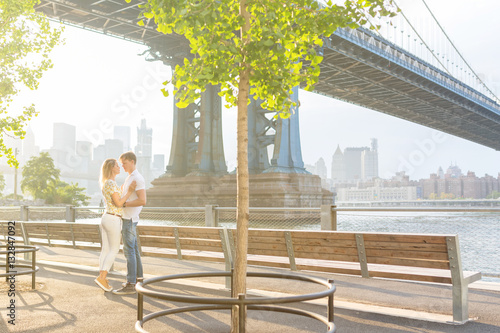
[263,40,274,47]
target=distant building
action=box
[93,144,106,163]
[361,138,378,180]
[331,139,379,183]
[104,139,124,159]
[331,145,345,182]
[152,154,166,180]
[315,158,327,180]
[135,119,153,187]
[437,166,444,179]
[75,141,93,173]
[446,164,462,178]
[114,126,131,152]
[337,180,418,202]
[53,123,76,153]
[22,127,39,162]
[419,165,500,199]
[50,123,77,173]
[153,154,165,171]
[344,147,366,181]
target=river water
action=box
[335,211,500,282]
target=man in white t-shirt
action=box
[112,151,146,295]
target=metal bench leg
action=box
[452,282,468,323]
[447,236,470,323]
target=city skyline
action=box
[14,120,497,183]
[8,0,500,181]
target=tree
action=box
[137,0,396,329]
[21,152,60,200]
[54,180,90,206]
[21,152,90,206]
[0,0,63,167]
[439,192,455,200]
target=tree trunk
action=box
[231,1,251,332]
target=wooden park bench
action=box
[236,228,481,323]
[137,225,232,268]
[19,222,102,250]
[134,225,482,323]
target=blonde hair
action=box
[99,158,117,188]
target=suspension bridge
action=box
[34,0,500,206]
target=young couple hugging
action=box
[95,151,146,295]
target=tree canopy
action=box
[0,0,63,167]
[21,152,59,200]
[142,0,395,115]
[21,152,89,206]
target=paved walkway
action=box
[1,245,500,332]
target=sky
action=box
[12,0,500,181]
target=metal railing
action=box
[1,205,499,280]
[136,270,336,333]
[1,244,39,290]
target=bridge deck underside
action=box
[314,35,500,150]
[37,0,500,151]
[36,0,188,62]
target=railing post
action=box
[32,248,37,289]
[238,293,246,333]
[20,223,32,260]
[320,205,336,230]
[205,204,219,227]
[328,278,335,322]
[20,205,29,221]
[66,205,76,222]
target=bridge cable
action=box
[363,0,452,80]
[419,0,499,101]
[359,0,499,103]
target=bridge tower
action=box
[146,47,332,207]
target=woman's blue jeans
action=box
[121,218,143,284]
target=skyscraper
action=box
[344,147,367,181]
[331,139,379,183]
[135,119,153,186]
[361,138,379,180]
[331,145,346,182]
[50,123,77,173]
[53,123,76,153]
[22,127,39,162]
[114,126,131,152]
[314,158,327,179]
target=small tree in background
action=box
[137,0,396,330]
[0,0,63,167]
[21,152,89,206]
[21,152,59,200]
[54,180,90,206]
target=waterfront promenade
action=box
[1,245,500,333]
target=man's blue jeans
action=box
[122,218,143,284]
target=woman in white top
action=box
[95,158,136,292]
